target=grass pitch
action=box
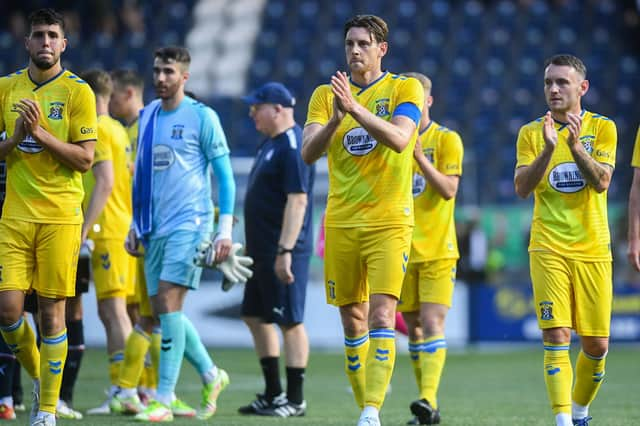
[15,345,640,425]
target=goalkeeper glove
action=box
[194,241,254,286]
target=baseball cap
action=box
[242,82,296,108]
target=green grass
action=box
[15,345,640,425]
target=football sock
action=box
[182,314,214,380]
[119,324,150,389]
[0,335,16,399]
[0,317,39,379]
[408,339,424,391]
[60,319,84,404]
[157,311,185,399]
[543,342,572,416]
[344,332,369,409]
[286,366,305,404]
[365,328,396,410]
[40,329,67,414]
[419,335,447,408]
[260,356,282,399]
[109,350,124,386]
[572,350,606,414]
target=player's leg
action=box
[0,333,17,420]
[57,294,84,419]
[571,260,612,424]
[325,226,369,410]
[531,252,574,426]
[239,259,284,414]
[359,225,412,425]
[398,263,423,393]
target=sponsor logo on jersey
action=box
[47,102,64,120]
[17,135,44,153]
[80,126,95,135]
[343,127,378,156]
[153,144,175,170]
[548,162,585,193]
[412,172,426,197]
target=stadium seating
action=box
[1,0,638,202]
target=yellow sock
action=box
[139,363,149,388]
[40,329,67,414]
[408,339,424,391]
[344,332,369,409]
[573,350,606,407]
[118,326,150,389]
[543,342,572,415]
[365,328,396,410]
[0,316,40,379]
[148,328,161,390]
[109,350,124,386]
[419,335,447,408]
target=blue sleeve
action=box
[198,106,230,161]
[281,128,310,194]
[211,154,235,215]
[393,102,421,126]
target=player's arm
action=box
[514,113,556,198]
[414,137,461,200]
[275,192,308,284]
[565,113,612,192]
[211,153,236,262]
[331,71,417,152]
[302,84,345,164]
[14,98,95,171]
[0,117,26,160]
[81,160,114,241]
[628,167,640,271]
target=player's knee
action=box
[582,337,609,358]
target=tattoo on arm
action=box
[573,148,609,188]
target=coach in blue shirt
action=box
[240,82,315,417]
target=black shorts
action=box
[241,255,310,325]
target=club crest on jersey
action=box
[374,98,390,117]
[579,135,595,154]
[424,147,434,163]
[171,124,184,140]
[412,172,426,197]
[539,301,554,320]
[343,127,378,156]
[17,135,44,153]
[548,162,585,193]
[47,102,64,120]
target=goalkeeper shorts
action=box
[241,255,310,324]
[144,230,204,296]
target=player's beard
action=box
[30,52,58,70]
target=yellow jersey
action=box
[83,114,132,241]
[410,121,463,262]
[125,118,139,174]
[516,111,617,261]
[631,125,640,167]
[0,68,97,224]
[306,72,423,227]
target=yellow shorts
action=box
[0,219,80,298]
[127,256,153,317]
[397,258,457,312]
[530,251,612,337]
[324,225,412,306]
[126,255,140,304]
[92,239,134,300]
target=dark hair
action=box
[28,8,65,34]
[344,15,388,43]
[111,68,144,91]
[154,46,191,65]
[544,54,587,79]
[80,69,113,97]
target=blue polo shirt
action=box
[244,124,315,260]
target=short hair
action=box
[28,8,65,34]
[544,54,587,79]
[344,15,388,43]
[80,69,113,98]
[402,72,432,94]
[111,68,144,92]
[154,46,191,66]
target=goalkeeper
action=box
[236,82,315,418]
[125,46,243,422]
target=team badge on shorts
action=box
[539,301,554,320]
